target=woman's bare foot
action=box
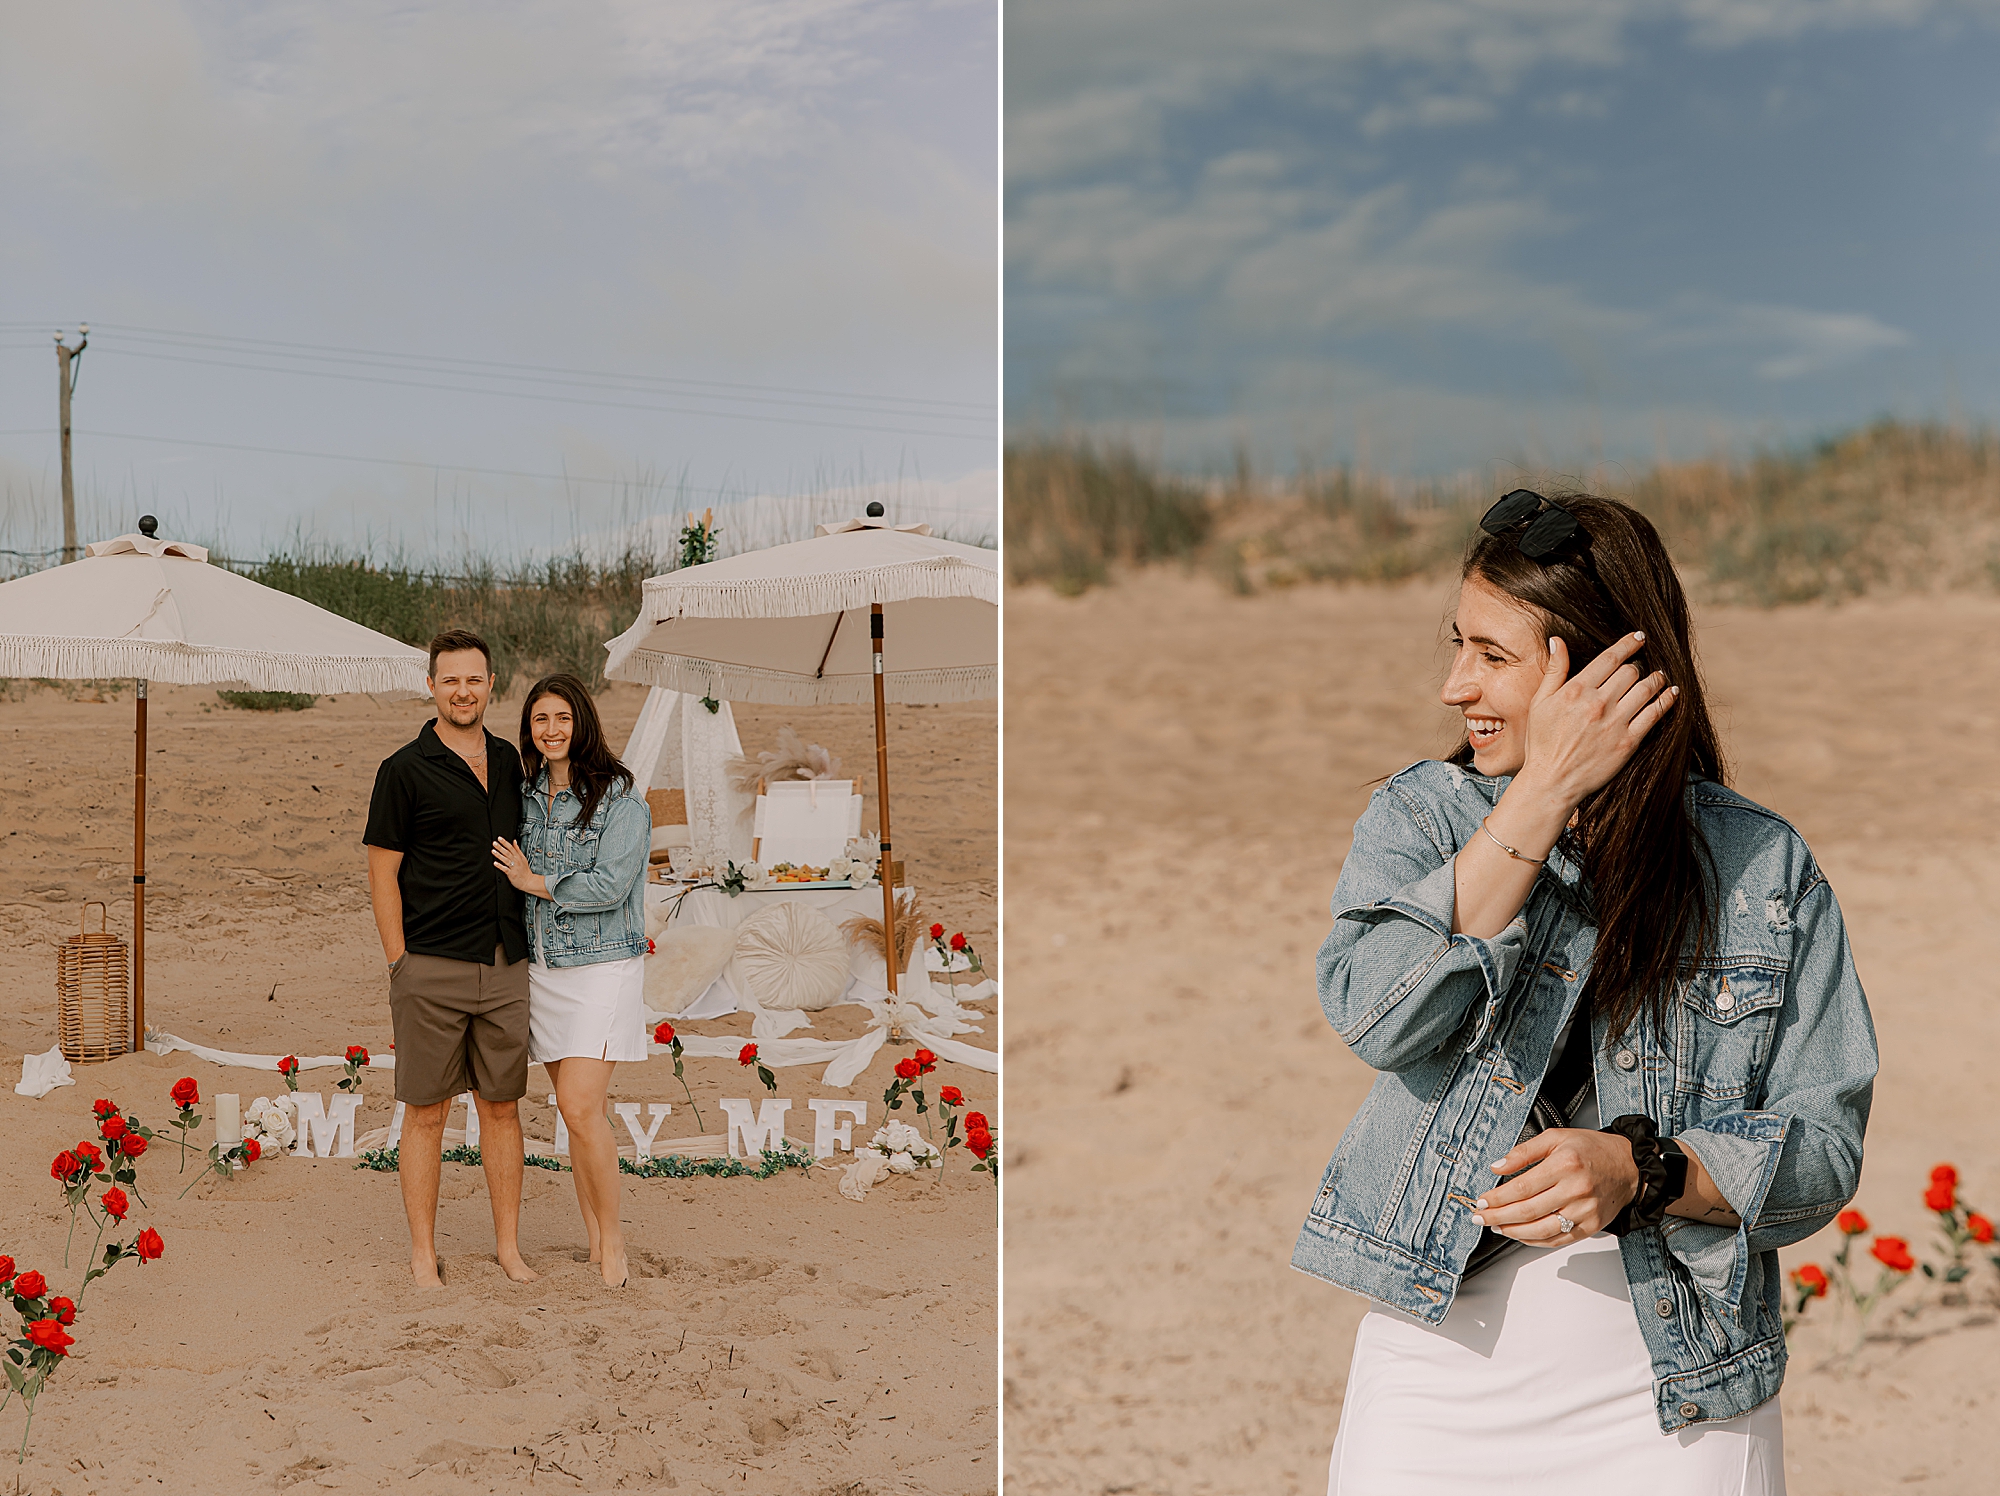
[411,1253,444,1289]
[600,1248,628,1288]
[496,1251,541,1284]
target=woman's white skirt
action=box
[528,955,648,1064]
[1327,1230,1785,1496]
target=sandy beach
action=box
[1004,570,2000,1495]
[0,682,996,1493]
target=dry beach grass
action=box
[0,682,996,1494]
[1004,571,2000,1496]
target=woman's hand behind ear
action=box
[1517,632,1677,812]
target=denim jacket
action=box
[518,771,651,968]
[1292,759,1877,1433]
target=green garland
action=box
[354,1142,815,1181]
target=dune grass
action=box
[234,546,671,693]
[1008,421,2000,604]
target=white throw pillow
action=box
[734,901,851,1012]
[644,926,737,1014]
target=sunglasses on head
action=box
[1480,489,1581,560]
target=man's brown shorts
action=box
[388,946,530,1106]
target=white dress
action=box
[1327,1090,1786,1496]
[528,955,648,1064]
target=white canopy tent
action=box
[602,517,998,1008]
[0,527,430,1048]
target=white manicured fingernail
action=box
[1475,1198,1488,1209]
[1633,631,1644,641]
[1470,1215,1485,1226]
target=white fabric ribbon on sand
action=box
[145,1033,398,1072]
[137,968,995,1090]
[16,1046,77,1099]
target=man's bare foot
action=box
[601,1248,628,1289]
[497,1252,541,1284]
[411,1254,444,1289]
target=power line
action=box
[0,319,990,415]
[80,346,987,442]
[3,425,995,509]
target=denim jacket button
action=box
[1655,1297,1675,1318]
[1678,1401,1701,1420]
[1615,1049,1639,1071]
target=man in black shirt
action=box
[365,628,540,1289]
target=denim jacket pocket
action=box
[1675,965,1785,1102]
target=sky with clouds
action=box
[0,0,996,562]
[1005,0,2000,478]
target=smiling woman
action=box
[1295,491,1878,1494]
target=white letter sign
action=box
[291,1092,363,1158]
[719,1098,792,1159]
[806,1099,867,1158]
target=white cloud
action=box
[1649,300,1912,379]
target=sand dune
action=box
[0,681,995,1494]
[1004,572,2000,1496]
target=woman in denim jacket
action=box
[491,672,652,1289]
[1299,493,1876,1494]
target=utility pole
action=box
[56,324,88,564]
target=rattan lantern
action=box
[57,902,129,1063]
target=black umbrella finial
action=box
[138,515,159,538]
[865,501,885,518]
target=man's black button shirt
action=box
[363,718,528,965]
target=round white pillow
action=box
[734,901,851,1011]
[645,925,737,1014]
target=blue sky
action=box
[0,1,997,563]
[1005,0,2000,477]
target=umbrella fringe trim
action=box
[636,558,1000,621]
[0,639,429,695]
[604,656,995,706]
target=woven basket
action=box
[57,902,129,1063]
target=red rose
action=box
[1791,1264,1828,1298]
[913,1048,938,1074]
[894,1058,920,1081]
[13,1269,48,1301]
[278,1056,299,1076]
[739,1043,759,1065]
[48,1296,76,1327]
[100,1115,128,1141]
[0,1256,14,1284]
[654,1021,676,1046]
[135,1228,164,1263]
[1931,1163,1958,1187]
[1969,1213,1995,1245]
[1925,1180,1955,1213]
[940,1085,965,1107]
[243,1138,261,1162]
[120,1132,146,1158]
[346,1045,370,1066]
[929,923,944,941]
[92,1098,118,1119]
[949,932,967,951]
[966,1131,992,1160]
[1837,1209,1868,1236]
[170,1077,199,1108]
[23,1319,72,1357]
[101,1186,129,1222]
[51,1150,78,1182]
[1870,1236,1915,1273]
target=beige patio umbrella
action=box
[0,522,431,1050]
[602,512,997,999]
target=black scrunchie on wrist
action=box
[1601,1114,1671,1236]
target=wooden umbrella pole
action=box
[871,604,904,1042]
[133,681,147,1052]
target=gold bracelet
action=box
[1479,817,1547,866]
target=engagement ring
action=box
[1555,1214,1575,1235]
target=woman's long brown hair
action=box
[519,673,633,831]
[1453,493,1727,1043]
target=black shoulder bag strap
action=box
[1460,1002,1597,1281]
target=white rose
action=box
[886,1150,917,1174]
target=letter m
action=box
[719,1098,792,1160]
